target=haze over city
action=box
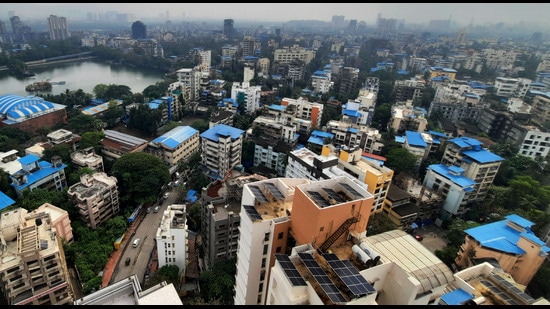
[4,3,550,27]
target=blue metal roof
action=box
[308,136,325,145]
[200,124,244,142]
[406,131,427,147]
[462,149,504,164]
[311,130,334,139]
[464,214,550,255]
[151,126,199,149]
[343,109,361,117]
[396,69,409,75]
[0,191,15,211]
[395,135,406,144]
[0,95,58,118]
[11,160,67,191]
[19,154,40,165]
[269,104,286,111]
[429,130,447,138]
[449,136,483,149]
[348,128,358,133]
[428,164,477,188]
[440,288,472,305]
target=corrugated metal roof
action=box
[200,124,244,142]
[465,214,550,254]
[449,136,483,149]
[440,288,472,305]
[406,131,427,147]
[428,164,477,188]
[365,229,454,294]
[150,126,198,149]
[462,149,504,164]
[307,136,324,146]
[19,154,40,165]
[0,191,15,211]
[269,104,286,111]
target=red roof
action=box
[362,151,386,161]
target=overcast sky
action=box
[4,3,550,26]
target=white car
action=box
[163,192,171,199]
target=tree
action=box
[111,152,171,208]
[127,103,163,136]
[366,212,399,236]
[18,188,69,212]
[68,114,103,134]
[385,148,417,175]
[198,258,236,305]
[79,131,105,152]
[93,84,109,99]
[101,100,125,128]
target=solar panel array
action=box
[323,253,376,297]
[298,252,347,304]
[480,280,520,305]
[307,190,331,207]
[491,274,535,304]
[249,185,269,203]
[274,254,307,286]
[265,182,285,200]
[243,205,262,221]
[339,182,361,197]
[322,188,345,203]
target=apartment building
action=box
[0,149,22,175]
[280,97,324,131]
[252,137,293,177]
[334,146,393,212]
[146,125,200,174]
[530,91,550,125]
[46,128,80,151]
[393,79,426,104]
[266,228,454,305]
[233,176,374,305]
[422,164,477,219]
[200,124,245,181]
[440,136,504,202]
[176,67,202,103]
[34,203,73,243]
[389,105,428,134]
[455,214,550,287]
[273,45,315,65]
[251,114,299,145]
[518,126,550,159]
[230,82,262,114]
[10,154,67,198]
[0,208,74,305]
[100,130,148,161]
[66,172,119,230]
[324,120,384,155]
[310,70,332,94]
[70,146,104,173]
[493,77,532,98]
[155,204,188,272]
[339,67,360,99]
[47,15,70,40]
[402,130,433,167]
[436,262,546,305]
[429,66,457,82]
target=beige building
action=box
[33,203,73,243]
[0,208,74,305]
[70,146,104,173]
[146,126,200,174]
[455,214,549,287]
[67,172,119,230]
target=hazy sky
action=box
[4,3,550,26]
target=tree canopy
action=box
[111,152,170,207]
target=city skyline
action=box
[3,3,550,27]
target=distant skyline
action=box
[3,3,550,27]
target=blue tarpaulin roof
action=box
[465,214,550,255]
[395,136,406,144]
[449,136,483,149]
[19,154,40,165]
[269,104,286,111]
[186,189,197,202]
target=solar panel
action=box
[243,205,262,221]
[322,188,345,203]
[275,254,307,286]
[492,274,535,304]
[307,191,331,208]
[323,253,376,297]
[339,182,362,197]
[249,185,269,203]
[298,252,347,304]
[480,279,520,305]
[265,182,285,200]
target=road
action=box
[109,184,184,286]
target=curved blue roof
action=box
[151,126,199,149]
[0,95,56,117]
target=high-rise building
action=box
[331,15,345,28]
[224,19,235,40]
[131,20,147,39]
[47,15,70,40]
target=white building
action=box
[155,204,188,273]
[200,124,245,181]
[518,127,550,160]
[231,82,262,114]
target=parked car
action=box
[414,235,423,241]
[154,206,160,213]
[132,238,141,248]
[125,257,131,266]
[163,192,171,199]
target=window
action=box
[276,246,282,253]
[261,258,266,268]
[278,232,284,239]
[263,244,269,255]
[320,226,324,232]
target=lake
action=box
[0,60,167,97]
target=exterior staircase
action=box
[318,216,359,252]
